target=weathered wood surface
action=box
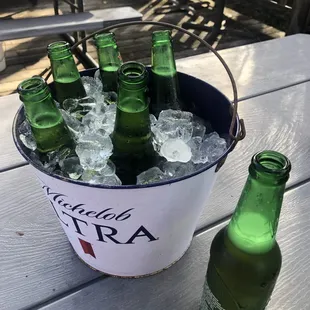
[0,7,142,41]
[176,34,310,101]
[36,182,310,310]
[0,94,25,172]
[0,166,100,310]
[2,82,310,309]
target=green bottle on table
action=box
[94,32,123,92]
[47,41,86,105]
[151,30,183,117]
[17,76,74,153]
[200,150,291,310]
[110,61,156,185]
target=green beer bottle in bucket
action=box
[17,76,74,153]
[47,41,86,105]
[151,30,183,117]
[94,32,123,92]
[110,61,157,185]
[200,150,291,310]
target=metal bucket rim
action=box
[13,72,240,190]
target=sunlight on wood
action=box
[141,0,168,23]
[141,13,166,32]
[179,16,205,43]
[191,20,214,50]
[171,15,191,38]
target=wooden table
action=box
[1,34,310,310]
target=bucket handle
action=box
[70,20,246,143]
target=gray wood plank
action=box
[2,82,310,309]
[0,94,25,172]
[0,7,142,41]
[196,80,310,229]
[36,182,310,310]
[0,166,100,310]
[176,34,310,101]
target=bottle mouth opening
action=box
[252,150,291,176]
[17,76,46,95]
[119,61,147,84]
[152,30,172,43]
[94,32,115,45]
[47,41,70,52]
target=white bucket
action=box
[13,69,243,277]
[0,42,6,72]
[33,164,217,277]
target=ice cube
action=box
[81,111,99,128]
[101,174,122,186]
[192,117,206,138]
[82,76,103,96]
[29,152,42,168]
[200,132,227,162]
[82,75,104,106]
[175,123,193,142]
[77,96,97,112]
[76,133,113,171]
[187,136,203,164]
[63,98,79,113]
[160,138,192,163]
[19,134,37,151]
[81,169,121,185]
[191,132,227,164]
[158,109,193,122]
[149,114,157,128]
[18,120,37,150]
[152,114,193,144]
[19,120,31,135]
[94,69,101,81]
[163,161,196,178]
[137,167,166,185]
[59,156,83,180]
[60,109,81,138]
[43,147,72,171]
[100,160,116,176]
[101,104,116,134]
[81,169,97,182]
[63,97,97,119]
[94,99,106,116]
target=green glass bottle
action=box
[110,61,156,185]
[47,41,86,105]
[151,30,183,117]
[200,150,291,310]
[17,76,74,153]
[94,32,122,92]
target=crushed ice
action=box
[18,71,228,185]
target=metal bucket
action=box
[12,21,245,278]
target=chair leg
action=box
[76,0,87,52]
[53,0,59,15]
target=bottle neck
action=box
[151,37,177,77]
[18,77,60,124]
[48,41,80,83]
[18,77,73,153]
[95,34,122,71]
[227,151,291,254]
[117,62,148,112]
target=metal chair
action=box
[155,0,226,44]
